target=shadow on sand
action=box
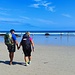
[0,60,25,66]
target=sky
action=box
[0,0,75,31]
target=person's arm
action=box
[31,40,34,52]
[30,38,34,52]
[18,38,23,49]
[18,42,22,49]
[15,40,18,49]
[12,34,18,49]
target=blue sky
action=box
[0,0,75,31]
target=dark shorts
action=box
[22,47,32,56]
[7,44,16,52]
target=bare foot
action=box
[9,61,12,65]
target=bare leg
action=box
[28,56,31,64]
[24,56,29,66]
[28,56,31,61]
[9,52,14,65]
[24,56,29,62]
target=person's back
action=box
[21,34,31,50]
[5,29,18,65]
[18,32,34,66]
[4,33,13,46]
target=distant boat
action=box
[45,33,50,36]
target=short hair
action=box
[10,29,15,33]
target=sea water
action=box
[31,34,75,46]
[0,33,75,46]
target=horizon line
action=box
[0,30,75,33]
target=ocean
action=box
[0,31,75,46]
[31,34,75,46]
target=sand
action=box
[0,42,75,75]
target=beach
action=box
[0,42,75,75]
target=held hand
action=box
[18,47,20,50]
[16,44,19,50]
[32,46,34,52]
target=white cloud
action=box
[29,3,40,8]
[0,8,12,16]
[42,2,52,7]
[0,17,14,21]
[47,6,55,12]
[29,0,55,12]
[0,17,24,24]
[20,16,31,20]
[62,14,72,18]
[39,0,52,7]
[36,18,56,24]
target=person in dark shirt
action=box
[18,32,34,66]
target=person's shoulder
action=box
[12,33,16,36]
[29,37,32,41]
[12,33,16,39]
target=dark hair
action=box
[10,29,15,33]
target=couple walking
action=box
[4,29,34,66]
